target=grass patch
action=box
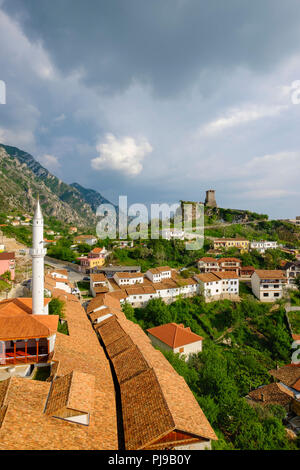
[77,281,90,291]
[288,311,300,335]
[33,366,51,381]
[58,320,69,335]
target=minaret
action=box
[30,198,47,315]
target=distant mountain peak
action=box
[0,143,114,228]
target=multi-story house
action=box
[250,240,278,253]
[283,261,300,288]
[197,257,241,275]
[194,272,239,301]
[75,235,98,246]
[146,266,172,283]
[218,257,241,275]
[213,237,250,252]
[113,272,144,287]
[251,270,287,302]
[197,257,220,273]
[90,273,109,297]
[78,247,107,273]
[0,252,15,280]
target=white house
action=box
[75,235,98,246]
[194,272,239,301]
[90,273,109,297]
[122,286,158,307]
[113,272,144,287]
[251,270,287,302]
[197,257,220,273]
[146,266,172,283]
[160,228,185,241]
[250,240,278,254]
[147,323,203,360]
[283,261,300,288]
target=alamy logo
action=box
[0,80,6,104]
[291,340,300,364]
[96,196,204,251]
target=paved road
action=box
[44,257,84,283]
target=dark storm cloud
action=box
[3,0,300,97]
[1,0,300,219]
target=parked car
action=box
[83,276,90,281]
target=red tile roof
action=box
[147,323,203,348]
[0,252,15,261]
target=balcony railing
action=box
[0,350,52,366]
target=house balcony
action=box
[0,338,53,367]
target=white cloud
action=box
[199,104,287,136]
[39,154,61,170]
[53,113,66,123]
[234,151,300,199]
[91,133,153,176]
[0,127,35,148]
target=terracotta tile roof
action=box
[75,235,97,240]
[115,272,143,279]
[125,285,156,296]
[88,306,124,323]
[50,269,68,277]
[90,247,104,254]
[0,298,50,317]
[254,270,287,280]
[148,266,171,274]
[194,273,220,283]
[218,257,241,263]
[197,257,217,263]
[269,364,300,389]
[106,335,135,358]
[214,237,249,242]
[0,252,15,260]
[214,271,239,280]
[90,273,107,282]
[95,315,217,448]
[0,289,118,450]
[107,290,128,301]
[147,323,203,348]
[86,293,121,314]
[247,383,294,407]
[0,298,58,340]
[154,367,217,441]
[121,368,175,450]
[111,345,149,384]
[95,316,127,345]
[171,273,197,286]
[93,286,109,294]
[156,266,172,273]
[45,371,95,416]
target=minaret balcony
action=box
[29,248,47,257]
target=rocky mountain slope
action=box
[0,144,114,227]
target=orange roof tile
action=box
[147,323,203,348]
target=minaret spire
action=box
[30,197,47,315]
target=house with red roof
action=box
[0,298,58,369]
[147,323,203,360]
[0,252,15,280]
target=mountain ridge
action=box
[0,143,114,227]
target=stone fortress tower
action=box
[204,190,217,208]
[29,198,47,315]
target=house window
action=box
[263,293,269,297]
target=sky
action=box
[0,0,300,219]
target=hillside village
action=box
[0,192,299,451]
